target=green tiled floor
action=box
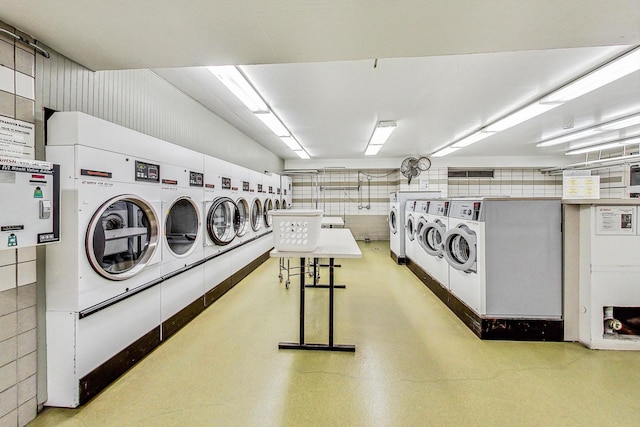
[31,241,640,426]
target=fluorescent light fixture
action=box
[281,136,302,151]
[597,113,640,131]
[369,121,397,145]
[565,136,640,155]
[294,150,310,159]
[432,146,461,157]
[566,142,624,155]
[569,133,623,149]
[541,48,640,104]
[255,111,290,137]
[207,66,268,112]
[451,130,495,148]
[484,102,560,132]
[365,144,383,155]
[537,128,600,147]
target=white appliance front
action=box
[444,200,484,314]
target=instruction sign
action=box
[563,173,600,199]
[419,178,429,190]
[0,116,35,159]
[595,206,636,235]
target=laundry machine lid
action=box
[207,197,239,246]
[443,225,477,272]
[165,196,200,256]
[86,194,160,281]
[421,220,446,257]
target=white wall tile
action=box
[16,247,35,263]
[15,72,34,100]
[0,250,15,267]
[16,261,35,287]
[0,265,16,292]
[0,65,13,93]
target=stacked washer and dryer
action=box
[44,112,278,407]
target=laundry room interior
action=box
[0,2,640,426]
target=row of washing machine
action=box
[44,112,292,407]
[402,195,564,339]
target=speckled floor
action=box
[31,241,640,426]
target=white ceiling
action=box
[2,1,640,165]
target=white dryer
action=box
[45,112,165,407]
[158,148,205,336]
[203,155,237,294]
[389,191,441,264]
[443,198,562,321]
[419,199,450,289]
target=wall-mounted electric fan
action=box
[400,156,431,184]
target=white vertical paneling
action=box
[35,48,282,172]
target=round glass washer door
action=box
[422,219,447,257]
[207,197,240,246]
[443,224,477,272]
[236,198,250,237]
[389,208,398,234]
[406,215,415,241]
[415,218,427,249]
[251,198,263,232]
[165,197,200,256]
[86,194,159,281]
[264,198,274,227]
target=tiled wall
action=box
[292,167,568,241]
[594,165,627,199]
[0,22,38,427]
[447,169,563,197]
[291,169,399,240]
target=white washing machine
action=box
[389,191,440,264]
[419,199,450,289]
[411,200,431,273]
[404,200,418,262]
[443,198,562,319]
[45,112,165,407]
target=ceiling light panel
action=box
[484,102,560,132]
[432,146,461,157]
[566,142,623,155]
[598,113,640,131]
[294,150,310,159]
[451,130,495,148]
[365,145,383,155]
[255,111,291,137]
[541,47,640,104]
[281,136,302,151]
[207,66,268,112]
[369,121,397,145]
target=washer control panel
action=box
[428,200,449,216]
[449,201,482,220]
[0,157,60,248]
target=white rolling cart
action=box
[271,228,362,351]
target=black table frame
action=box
[278,257,355,352]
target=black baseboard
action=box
[79,327,161,405]
[162,297,206,340]
[76,248,272,406]
[390,250,406,265]
[406,258,563,341]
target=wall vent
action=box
[448,169,495,178]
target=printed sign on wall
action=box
[0,116,35,159]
